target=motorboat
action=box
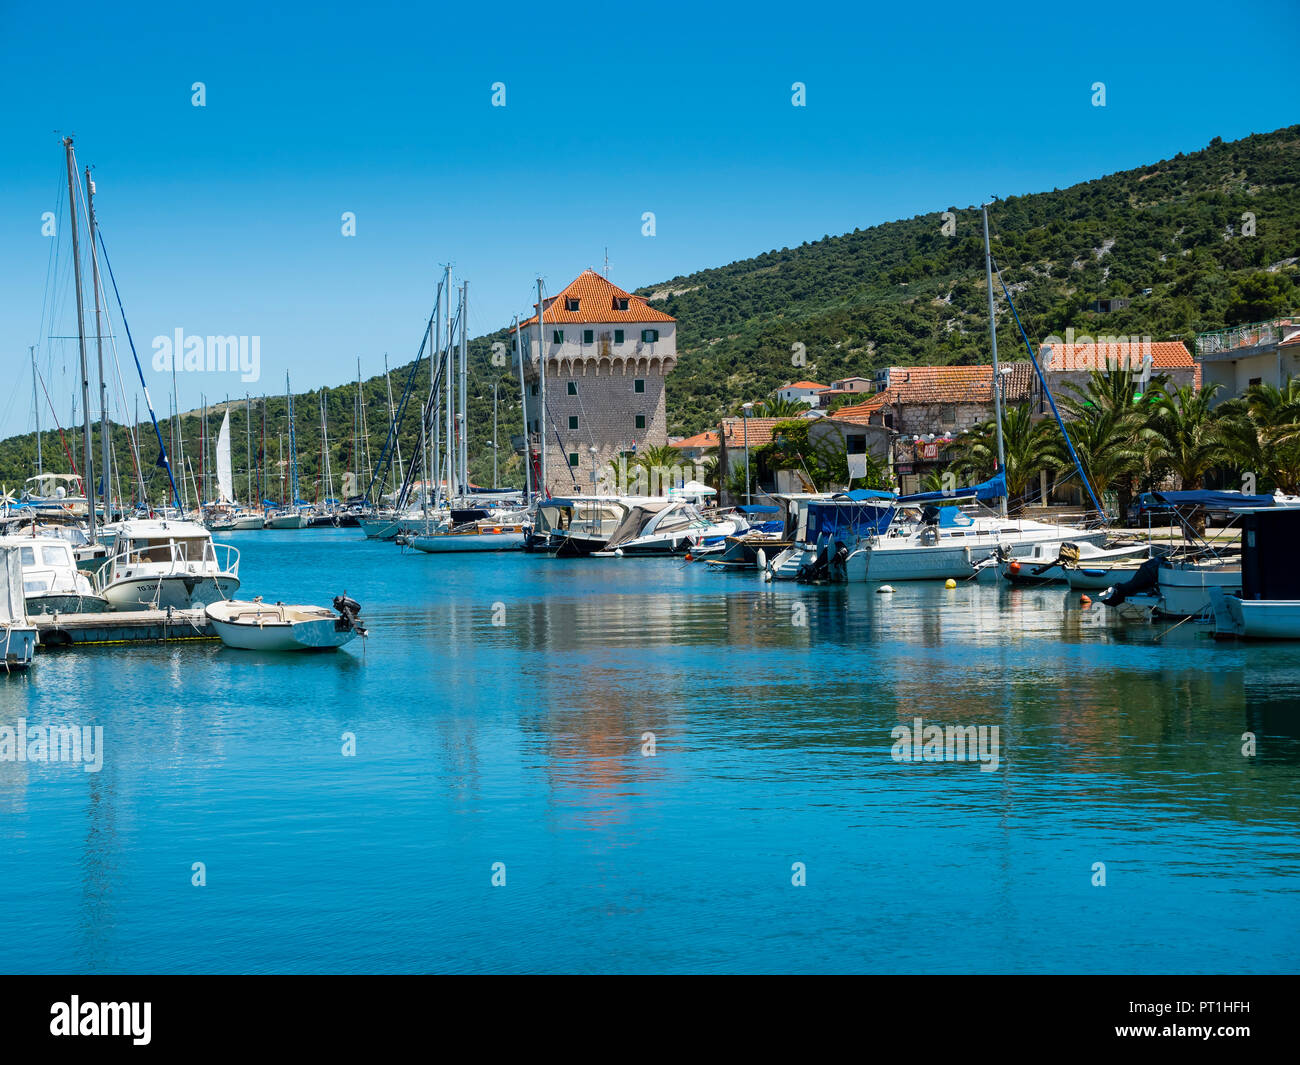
[597,499,746,557]
[231,512,266,530]
[265,508,309,530]
[206,595,366,651]
[993,539,1152,586]
[537,497,635,556]
[0,544,38,669]
[96,519,240,610]
[0,535,109,615]
[409,512,526,553]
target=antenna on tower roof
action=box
[604,247,609,278]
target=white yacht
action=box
[96,519,241,610]
[0,535,108,615]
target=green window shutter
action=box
[567,381,577,395]
[635,414,646,430]
[553,330,563,344]
[568,453,579,467]
[583,329,593,344]
[614,329,624,344]
[568,415,578,430]
[634,379,645,394]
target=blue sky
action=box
[1,0,1295,440]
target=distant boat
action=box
[994,539,1152,586]
[206,595,366,651]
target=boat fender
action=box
[1008,561,1021,575]
[877,584,895,594]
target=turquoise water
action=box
[1,529,1297,974]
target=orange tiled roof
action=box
[717,417,791,449]
[780,381,828,391]
[840,364,1036,409]
[520,269,675,327]
[670,430,719,450]
[1038,340,1193,371]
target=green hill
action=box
[2,124,1296,501]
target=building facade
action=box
[1194,318,1300,405]
[516,270,677,496]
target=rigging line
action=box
[991,254,1105,519]
[91,232,145,501]
[35,365,79,476]
[364,303,438,504]
[97,228,181,509]
[545,405,579,487]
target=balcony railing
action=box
[1195,317,1297,356]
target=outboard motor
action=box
[1100,557,1161,606]
[796,541,849,584]
[333,594,367,635]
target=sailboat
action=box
[266,378,308,529]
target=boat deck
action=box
[33,608,217,649]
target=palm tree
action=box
[1218,378,1300,493]
[1058,369,1163,517]
[753,396,811,418]
[1147,383,1229,491]
[946,402,1062,513]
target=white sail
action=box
[217,410,233,503]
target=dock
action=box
[33,608,217,649]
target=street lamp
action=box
[741,402,754,505]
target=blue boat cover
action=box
[737,504,780,514]
[1136,490,1274,511]
[838,488,897,502]
[805,500,896,541]
[899,471,1006,504]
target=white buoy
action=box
[877,584,895,594]
[614,548,624,557]
[756,548,767,570]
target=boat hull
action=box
[2,625,37,669]
[1219,595,1300,639]
[205,602,361,650]
[410,531,524,553]
[846,529,1107,582]
[102,575,241,611]
[265,513,308,530]
[26,592,110,615]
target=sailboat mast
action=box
[63,138,96,541]
[492,380,498,490]
[31,346,42,475]
[86,168,113,523]
[459,280,468,497]
[537,277,547,497]
[515,315,530,503]
[431,278,440,508]
[444,266,453,503]
[982,202,1008,519]
[385,355,403,489]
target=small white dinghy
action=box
[205,595,367,651]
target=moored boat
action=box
[96,519,240,610]
[206,595,367,651]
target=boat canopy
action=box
[805,500,896,541]
[899,471,1006,505]
[1136,490,1274,512]
[736,504,780,515]
[0,547,27,623]
[837,488,897,502]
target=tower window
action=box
[552,330,564,344]
[635,415,646,429]
[583,329,594,345]
[634,379,645,394]
[568,415,579,430]
[568,453,579,467]
[641,329,659,343]
[614,329,624,344]
[565,298,580,311]
[615,297,629,311]
[567,381,577,396]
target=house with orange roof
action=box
[774,380,829,407]
[1037,335,1198,396]
[515,269,676,495]
[669,429,719,462]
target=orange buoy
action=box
[1008,561,1021,575]
[1080,594,1092,605]
[684,552,693,562]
